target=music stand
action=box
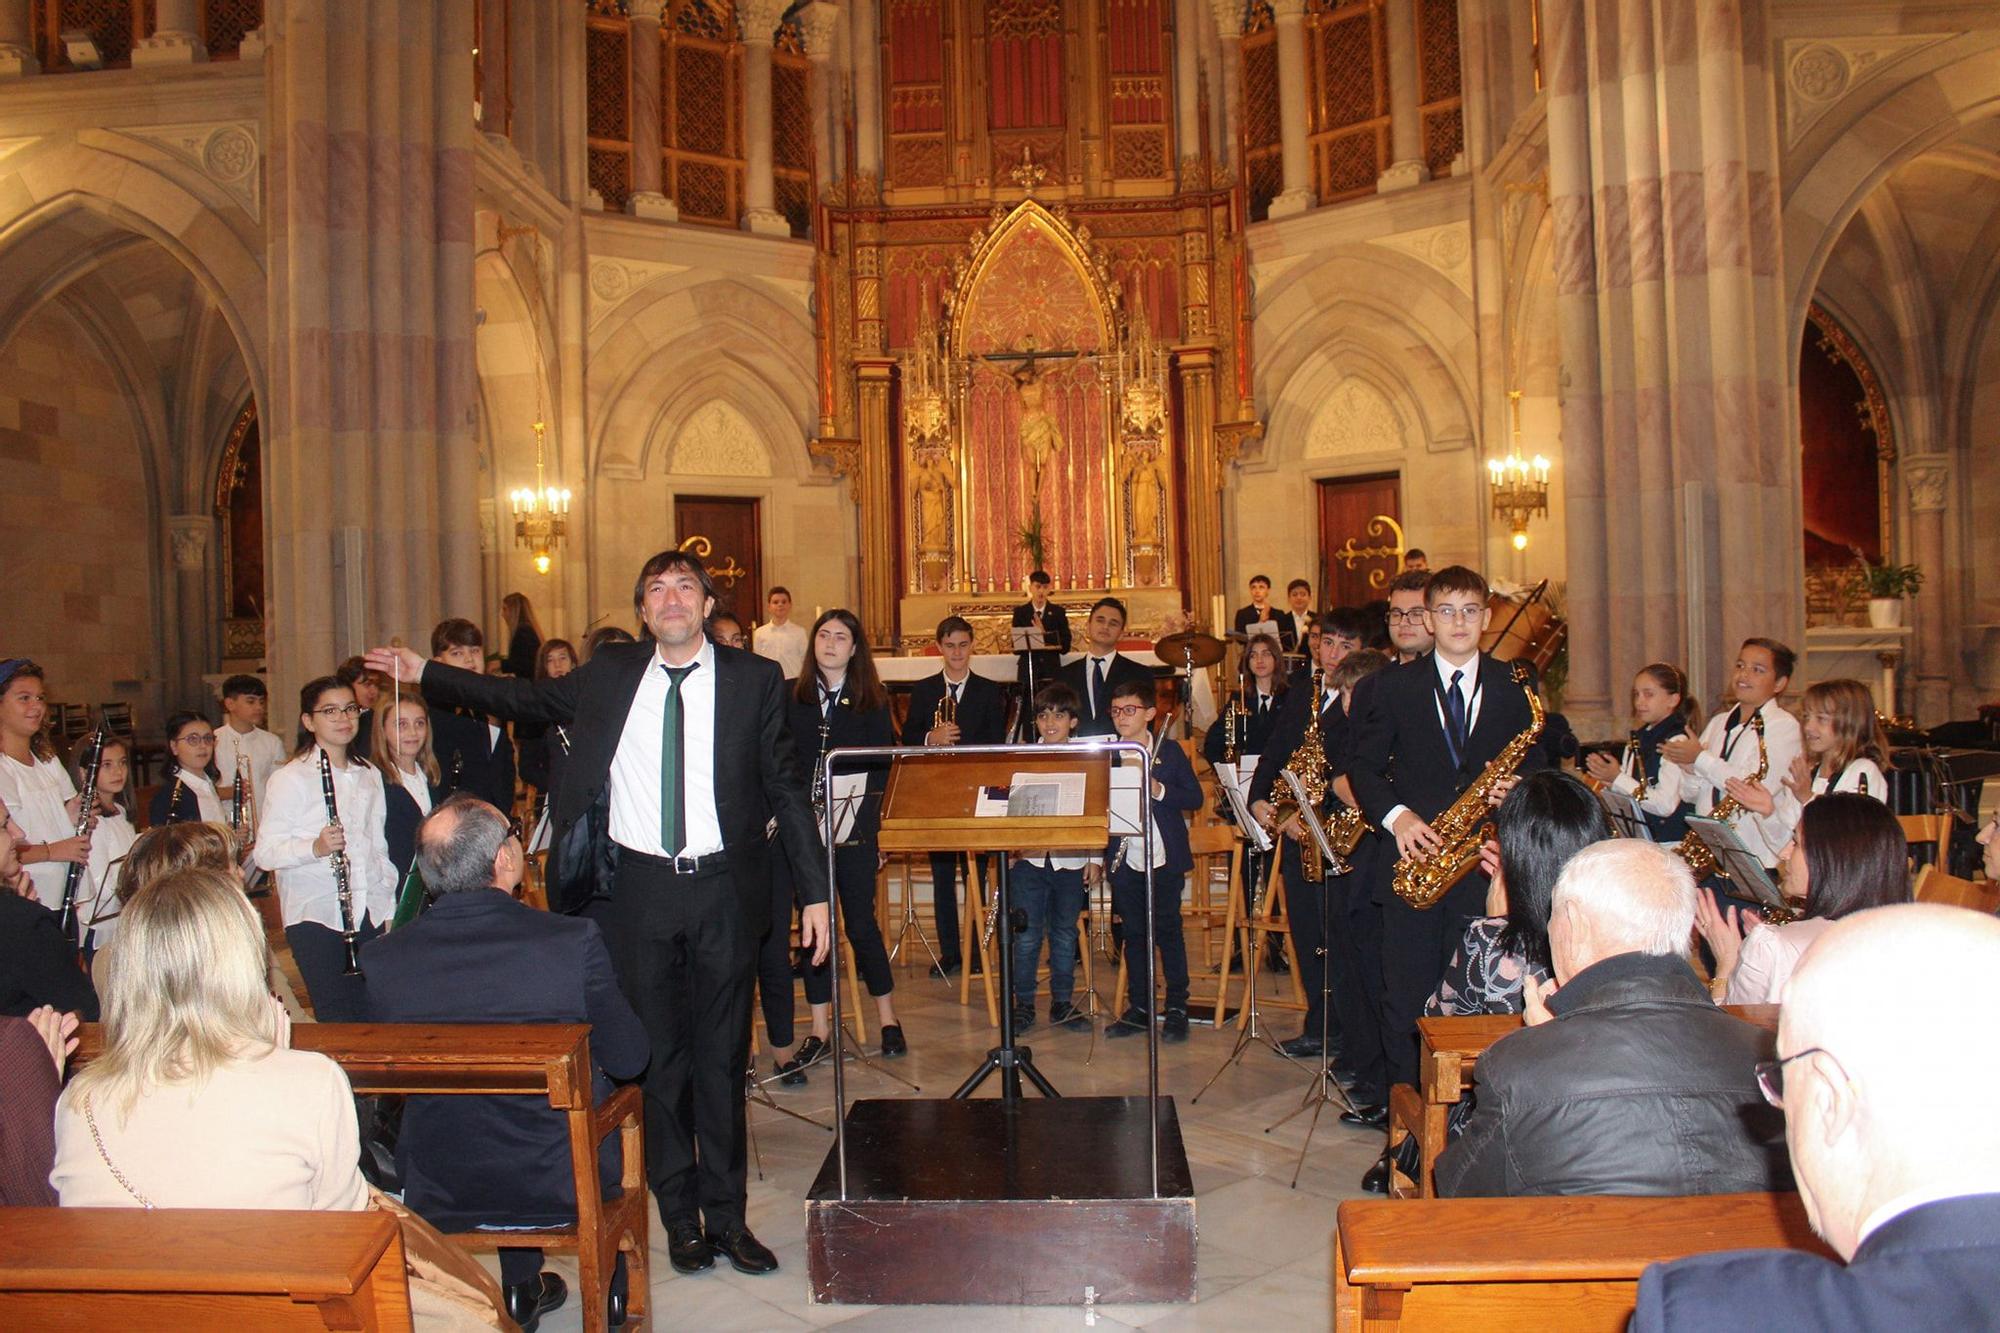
[1685,815,1796,916]
[1192,767,1286,1101]
[815,774,921,1093]
[1011,624,1047,743]
[1598,787,1653,841]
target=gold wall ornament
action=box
[1333,514,1408,592]
[676,534,747,588]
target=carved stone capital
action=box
[1207,0,1247,40]
[736,0,790,44]
[168,516,211,571]
[798,1,841,60]
[1906,459,1949,514]
[627,0,668,24]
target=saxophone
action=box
[1676,709,1767,881]
[1392,662,1546,910]
[1268,670,1336,881]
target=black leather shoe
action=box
[1162,1008,1189,1043]
[880,1024,907,1057]
[708,1225,779,1275]
[1360,1155,1391,1195]
[1340,1101,1389,1128]
[1011,1006,1036,1032]
[502,1272,567,1333]
[792,1034,828,1070]
[930,958,962,979]
[1276,1034,1322,1059]
[775,1056,807,1087]
[667,1220,714,1274]
[1104,1007,1150,1038]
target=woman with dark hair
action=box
[515,637,578,805]
[0,660,90,911]
[782,608,906,1065]
[1697,792,1909,1005]
[1202,634,1288,767]
[1426,770,1614,1016]
[77,735,136,953]
[150,712,228,827]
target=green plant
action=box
[1016,502,1048,570]
[1851,548,1924,599]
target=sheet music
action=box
[1685,815,1788,911]
[1597,787,1653,841]
[1243,620,1282,646]
[1213,762,1273,852]
[825,772,870,843]
[1108,763,1147,838]
[1009,624,1047,653]
[1282,770,1348,875]
[528,804,553,854]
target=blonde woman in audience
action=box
[52,868,367,1209]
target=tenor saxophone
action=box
[1676,709,1767,881]
[1392,662,1546,910]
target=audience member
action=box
[1435,839,1790,1198]
[0,810,97,1020]
[52,868,367,1209]
[363,795,647,1331]
[1697,793,1910,1006]
[0,1006,76,1206]
[1634,904,2000,1328]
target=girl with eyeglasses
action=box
[150,712,229,827]
[252,678,397,1021]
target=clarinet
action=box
[57,722,109,946]
[317,748,362,976]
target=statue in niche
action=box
[1012,361,1065,496]
[1120,434,1168,586]
[911,443,956,592]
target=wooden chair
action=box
[1180,820,1242,1019]
[1239,850,1308,1026]
[76,1023,645,1333]
[1335,1192,1834,1330]
[959,855,1001,1026]
[0,1207,411,1329]
[1914,863,2000,914]
[98,701,133,735]
[1900,812,1953,869]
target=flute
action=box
[317,748,362,976]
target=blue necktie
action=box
[1445,669,1468,767]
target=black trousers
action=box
[1277,839,1333,1043]
[1328,839,1388,1102]
[756,862,796,1048]
[286,917,383,1022]
[1377,873,1483,1088]
[805,843,893,1004]
[607,854,754,1231]
[928,852,967,965]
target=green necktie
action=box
[660,663,696,854]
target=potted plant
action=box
[1852,548,1924,628]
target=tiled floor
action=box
[511,956,1381,1330]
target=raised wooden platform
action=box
[806,1096,1197,1306]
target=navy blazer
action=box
[1633,1193,2000,1332]
[1106,737,1201,878]
[428,707,516,814]
[147,769,208,827]
[1247,678,1347,809]
[381,775,444,880]
[1011,600,1072,693]
[359,889,648,1230]
[1060,652,1156,737]
[784,687,894,845]
[1201,685,1288,769]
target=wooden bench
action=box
[1915,863,2000,914]
[1390,1005,1782,1198]
[0,1207,411,1329]
[1335,1191,1834,1330]
[77,1022,646,1333]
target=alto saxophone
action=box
[1392,662,1546,910]
[1268,669,1337,881]
[1676,709,1767,881]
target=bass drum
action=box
[1480,580,1567,674]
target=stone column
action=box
[1267,0,1314,216]
[1906,459,1951,723]
[1175,345,1225,635]
[168,515,215,709]
[1379,0,1429,191]
[1173,0,1202,182]
[799,1,840,202]
[1206,0,1244,171]
[264,0,479,704]
[850,0,882,190]
[0,0,38,76]
[133,0,206,66]
[856,357,898,644]
[627,0,677,220]
[739,0,790,235]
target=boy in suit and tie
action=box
[1282,579,1316,655]
[1234,575,1282,639]
[901,616,1006,977]
[1061,597,1153,737]
[1346,565,1548,1093]
[1011,571,1071,737]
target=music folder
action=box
[1684,815,1790,913]
[1212,760,1273,852]
[1597,787,1653,841]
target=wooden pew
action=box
[1335,1192,1834,1331]
[76,1022,646,1333]
[1391,1005,1781,1198]
[0,1207,411,1330]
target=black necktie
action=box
[660,663,695,855]
[1093,659,1108,714]
[1445,669,1468,767]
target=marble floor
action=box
[510,952,1382,1331]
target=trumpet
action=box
[933,681,958,736]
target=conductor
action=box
[367,549,830,1279]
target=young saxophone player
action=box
[253,677,396,1022]
[1659,638,1803,885]
[1346,566,1549,1093]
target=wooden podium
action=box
[807,742,1198,1307]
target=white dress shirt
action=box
[1381,653,1482,834]
[1753,756,1888,852]
[0,752,77,910]
[609,639,724,859]
[1081,652,1120,716]
[753,620,808,680]
[253,751,397,931]
[168,767,230,824]
[212,723,286,820]
[395,765,434,816]
[1609,738,1691,818]
[1680,699,1805,866]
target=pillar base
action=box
[743,207,792,237]
[0,44,37,77]
[1376,159,1431,193]
[240,27,266,60]
[628,191,679,222]
[131,33,208,67]
[1266,188,1315,219]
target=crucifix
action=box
[979,339,1079,495]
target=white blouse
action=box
[81,807,137,944]
[396,765,433,816]
[0,752,78,910]
[252,751,397,932]
[1754,758,1889,853]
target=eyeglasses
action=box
[1427,604,1483,623]
[1108,704,1148,719]
[312,704,363,720]
[173,732,217,746]
[1386,609,1425,625]
[1754,1046,1839,1108]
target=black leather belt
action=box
[623,847,731,876]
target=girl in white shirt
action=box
[1583,662,1701,842]
[0,659,87,910]
[148,712,230,826]
[253,677,396,1022]
[79,735,137,954]
[1735,677,1889,854]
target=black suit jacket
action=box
[1248,680,1347,808]
[785,689,894,844]
[1633,1193,2000,1332]
[1011,601,1071,693]
[429,706,516,813]
[381,775,444,880]
[359,889,648,1229]
[1061,651,1155,737]
[0,892,98,1021]
[1201,686,1287,768]
[1346,652,1546,828]
[901,670,1007,748]
[413,641,829,934]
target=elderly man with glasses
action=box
[1633,903,2000,1329]
[361,793,648,1332]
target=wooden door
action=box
[673,496,762,623]
[1316,474,1403,610]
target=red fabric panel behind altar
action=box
[1799,320,1884,566]
[987,1,1065,131]
[888,1,946,133]
[1107,0,1166,121]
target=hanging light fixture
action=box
[509,419,571,575]
[1488,390,1550,551]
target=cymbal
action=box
[1153,630,1226,668]
[1224,630,1250,643]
